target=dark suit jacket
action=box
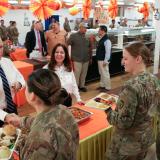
[25,30,47,57]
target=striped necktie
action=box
[37,31,42,52]
[0,65,17,113]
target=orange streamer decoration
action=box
[30,0,62,20]
[69,6,80,15]
[0,0,10,16]
[83,0,91,20]
[62,0,77,8]
[108,0,118,19]
[138,2,149,21]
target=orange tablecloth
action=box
[10,48,27,61]
[76,105,109,140]
[13,61,33,80]
[13,61,34,107]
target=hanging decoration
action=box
[69,6,80,15]
[82,0,92,20]
[138,2,149,20]
[0,0,10,16]
[62,0,77,8]
[29,0,62,20]
[97,0,103,9]
[108,0,118,19]
[49,0,62,10]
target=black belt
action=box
[34,49,40,51]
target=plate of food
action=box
[0,124,21,160]
[69,107,93,124]
[85,93,118,110]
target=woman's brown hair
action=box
[27,69,68,106]
[124,41,150,65]
[48,43,72,72]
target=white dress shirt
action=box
[104,39,112,63]
[0,57,25,110]
[0,109,7,121]
[44,64,81,102]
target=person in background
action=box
[0,20,8,41]
[105,41,159,160]
[9,21,19,46]
[7,21,13,41]
[30,20,35,31]
[120,18,128,27]
[63,17,71,33]
[96,25,111,92]
[135,19,143,27]
[44,43,81,107]
[142,18,150,27]
[0,37,25,127]
[74,19,80,31]
[7,69,79,160]
[45,21,67,56]
[94,19,99,29]
[109,19,116,29]
[25,20,47,58]
[67,22,92,92]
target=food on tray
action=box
[0,125,21,160]
[0,146,11,159]
[94,97,113,106]
[99,93,110,99]
[69,107,92,123]
[3,124,16,136]
[85,93,118,110]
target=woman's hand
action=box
[5,113,21,128]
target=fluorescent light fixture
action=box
[8,0,18,4]
[22,1,30,4]
[141,29,155,32]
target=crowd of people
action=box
[0,16,159,160]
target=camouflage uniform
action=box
[9,26,19,45]
[156,91,160,160]
[19,105,79,160]
[105,72,160,160]
[0,25,8,41]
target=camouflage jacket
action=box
[19,105,79,160]
[107,72,160,155]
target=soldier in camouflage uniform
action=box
[0,20,8,41]
[8,69,79,160]
[9,21,19,45]
[105,41,160,160]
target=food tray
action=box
[0,128,21,160]
[85,93,118,110]
[69,107,93,124]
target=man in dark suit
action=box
[25,20,47,58]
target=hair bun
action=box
[49,88,69,105]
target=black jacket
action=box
[25,30,47,57]
[96,34,109,61]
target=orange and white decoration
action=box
[108,0,118,19]
[29,0,62,20]
[69,6,80,15]
[0,0,10,16]
[138,2,150,20]
[83,0,92,20]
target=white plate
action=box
[0,128,21,160]
[85,93,118,110]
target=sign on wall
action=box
[93,7,109,24]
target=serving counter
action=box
[85,27,155,82]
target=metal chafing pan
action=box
[69,107,93,124]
